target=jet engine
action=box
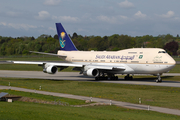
[83,68,99,77]
[43,65,57,74]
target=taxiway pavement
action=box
[0,70,180,87]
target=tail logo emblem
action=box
[59,32,66,48]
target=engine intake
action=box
[43,66,57,74]
[83,68,99,77]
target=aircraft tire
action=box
[156,79,159,83]
[95,77,99,80]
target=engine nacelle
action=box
[83,68,99,77]
[43,66,57,74]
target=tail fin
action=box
[56,23,78,51]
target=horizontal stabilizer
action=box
[30,51,66,57]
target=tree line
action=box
[0,33,180,56]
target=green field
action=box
[0,55,61,61]
[173,57,180,61]
[0,64,74,72]
[0,90,87,105]
[1,77,180,110]
[1,100,179,120]
[0,90,180,120]
[169,64,180,73]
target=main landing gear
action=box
[95,74,118,80]
[124,74,133,80]
[95,76,108,80]
[156,74,162,83]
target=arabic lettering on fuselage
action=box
[95,55,135,60]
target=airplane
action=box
[10,23,176,83]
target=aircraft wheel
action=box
[95,77,99,80]
[124,76,133,80]
[110,77,115,80]
[156,74,162,83]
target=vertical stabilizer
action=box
[56,23,78,51]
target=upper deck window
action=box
[158,51,167,53]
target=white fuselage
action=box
[57,48,176,75]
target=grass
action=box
[169,64,180,73]
[0,64,43,71]
[0,90,86,105]
[173,57,180,61]
[1,77,180,110]
[0,64,74,72]
[1,101,180,120]
[0,55,61,61]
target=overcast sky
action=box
[0,0,180,38]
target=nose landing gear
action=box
[156,74,162,83]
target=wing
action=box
[8,61,125,69]
[7,60,126,76]
[8,61,83,67]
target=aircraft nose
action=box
[169,59,176,70]
[171,59,176,65]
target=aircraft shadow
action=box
[30,75,180,84]
[93,76,180,83]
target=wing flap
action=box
[86,65,126,70]
[49,63,83,67]
[113,66,126,70]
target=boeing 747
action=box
[10,23,176,83]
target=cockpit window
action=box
[158,51,167,53]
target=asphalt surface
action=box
[0,70,180,87]
[0,85,180,116]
